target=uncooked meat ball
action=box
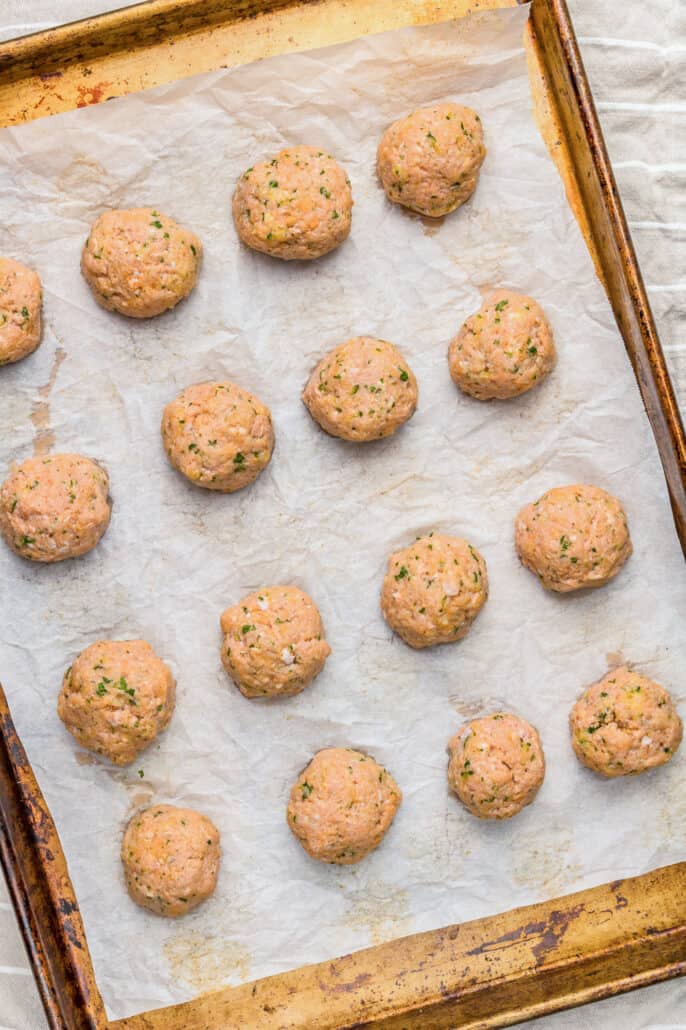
[0,453,111,563]
[377,102,486,218]
[287,748,402,864]
[302,336,418,442]
[121,804,221,917]
[81,207,202,318]
[381,533,488,649]
[570,666,682,777]
[58,639,176,765]
[515,484,632,593]
[0,258,42,365]
[448,290,556,400]
[161,380,274,492]
[220,585,331,698]
[448,713,545,820]
[232,145,353,260]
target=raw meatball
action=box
[0,453,111,563]
[161,380,274,492]
[448,713,545,820]
[0,258,42,365]
[81,207,202,318]
[232,145,353,260]
[121,804,220,917]
[515,484,632,593]
[220,585,331,698]
[287,748,402,864]
[58,640,176,765]
[302,337,418,442]
[570,666,682,777]
[448,290,556,400]
[377,102,486,218]
[381,533,488,649]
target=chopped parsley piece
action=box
[320,186,331,198]
[21,306,29,319]
[300,781,314,799]
[399,369,409,382]
[190,244,197,256]
[494,299,509,312]
[188,442,199,452]
[233,452,245,466]
[241,624,255,634]
[560,535,571,551]
[394,565,409,581]
[269,180,279,188]
[150,219,163,229]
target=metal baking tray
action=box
[1,0,685,1027]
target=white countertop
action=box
[1,2,684,1027]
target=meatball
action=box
[515,484,632,593]
[570,666,682,777]
[287,748,402,864]
[377,102,486,218]
[220,585,331,699]
[448,713,545,820]
[302,337,418,442]
[232,145,353,260]
[81,208,202,318]
[0,258,42,365]
[381,533,488,649]
[121,804,220,917]
[448,290,556,400]
[57,640,176,766]
[0,453,111,563]
[161,380,274,492]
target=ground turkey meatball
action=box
[0,453,111,563]
[448,290,556,400]
[161,380,274,492]
[58,640,176,765]
[232,145,353,260]
[515,484,632,593]
[287,748,402,864]
[448,713,545,820]
[81,208,202,318]
[0,258,42,365]
[570,666,682,777]
[220,585,331,698]
[121,804,220,917]
[381,533,488,649]
[302,337,418,442]
[377,102,485,218]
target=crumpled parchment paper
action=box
[0,6,684,1020]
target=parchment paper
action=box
[1,7,685,1020]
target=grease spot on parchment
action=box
[164,931,251,992]
[74,750,99,767]
[511,823,582,898]
[449,694,509,719]
[30,345,66,456]
[343,879,411,946]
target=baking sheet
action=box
[1,6,685,1020]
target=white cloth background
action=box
[0,1,684,1028]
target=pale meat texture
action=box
[302,336,418,442]
[448,290,556,400]
[381,533,488,648]
[448,713,545,820]
[570,666,682,777]
[81,207,202,318]
[0,258,42,365]
[515,484,632,593]
[220,585,331,698]
[232,146,353,260]
[121,805,221,917]
[161,380,274,492]
[0,453,111,563]
[287,748,402,865]
[57,640,176,766]
[377,102,486,218]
